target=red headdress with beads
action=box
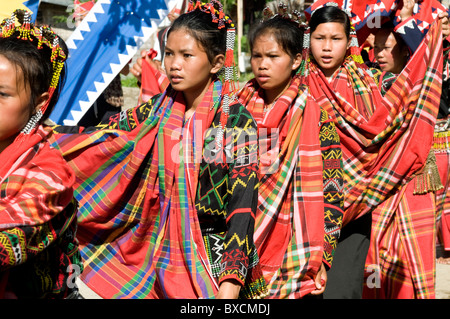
[187,0,236,92]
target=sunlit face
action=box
[164,28,222,97]
[310,22,350,78]
[374,29,409,74]
[251,33,301,103]
[0,55,32,153]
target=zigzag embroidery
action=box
[195,202,226,216]
[210,235,223,264]
[223,234,251,254]
[324,211,342,238]
[0,233,16,265]
[320,126,341,142]
[229,120,258,145]
[229,173,257,194]
[324,192,345,205]
[322,148,342,158]
[323,168,344,180]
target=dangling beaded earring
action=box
[187,0,236,153]
[21,110,43,135]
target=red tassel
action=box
[224,50,234,67]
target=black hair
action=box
[167,9,228,63]
[248,15,304,59]
[0,33,68,121]
[376,21,408,50]
[309,6,351,39]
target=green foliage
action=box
[121,74,139,88]
[52,15,69,25]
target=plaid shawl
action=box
[0,125,79,298]
[0,125,75,228]
[364,181,437,299]
[50,81,232,299]
[237,76,332,298]
[306,19,443,226]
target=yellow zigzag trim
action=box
[195,203,225,216]
[223,234,251,254]
[229,172,257,194]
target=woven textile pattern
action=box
[0,125,82,298]
[51,81,267,299]
[364,182,437,298]
[307,19,443,226]
[237,76,344,298]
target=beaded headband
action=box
[187,0,236,90]
[0,9,67,133]
[186,0,236,152]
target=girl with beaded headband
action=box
[51,0,267,299]
[301,3,445,299]
[236,2,345,299]
[0,10,67,132]
[0,9,83,299]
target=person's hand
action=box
[399,0,415,21]
[130,50,146,82]
[130,49,162,82]
[439,11,450,39]
[216,279,241,299]
[309,263,327,296]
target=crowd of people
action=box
[0,0,449,300]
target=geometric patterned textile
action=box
[51,80,268,299]
[237,76,345,298]
[305,0,450,43]
[305,17,444,226]
[0,125,82,298]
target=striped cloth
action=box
[0,125,76,228]
[358,19,442,299]
[363,77,444,300]
[50,80,267,299]
[364,181,437,298]
[51,83,222,298]
[138,54,169,105]
[0,125,81,298]
[435,38,450,254]
[237,76,345,298]
[306,18,443,227]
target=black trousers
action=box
[324,213,372,299]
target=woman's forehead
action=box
[312,22,347,35]
[374,29,397,45]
